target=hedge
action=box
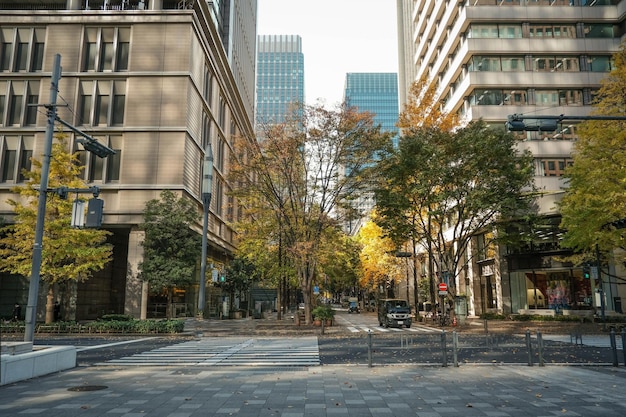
[0,319,185,334]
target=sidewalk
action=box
[1,362,626,416]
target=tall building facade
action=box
[344,72,399,141]
[343,72,400,233]
[397,0,626,315]
[255,35,305,125]
[0,0,257,320]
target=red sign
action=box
[438,283,448,292]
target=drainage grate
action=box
[67,385,108,392]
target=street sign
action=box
[438,283,448,292]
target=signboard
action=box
[438,282,448,296]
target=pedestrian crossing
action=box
[344,324,442,334]
[97,337,320,367]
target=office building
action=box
[397,0,625,315]
[343,72,400,233]
[0,0,257,319]
[256,34,305,125]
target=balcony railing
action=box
[0,0,189,11]
[464,0,619,6]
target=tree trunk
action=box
[276,279,283,320]
[167,288,173,319]
[45,286,54,324]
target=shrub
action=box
[100,314,133,321]
[479,312,507,320]
[312,305,335,321]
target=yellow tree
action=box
[356,217,403,298]
[0,136,112,322]
[397,74,458,133]
[559,41,626,257]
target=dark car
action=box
[378,299,412,328]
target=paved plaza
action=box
[1,362,626,416]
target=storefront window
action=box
[522,270,592,311]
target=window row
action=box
[0,27,44,73]
[467,55,614,72]
[78,80,126,126]
[538,158,574,177]
[469,0,618,7]
[0,135,121,184]
[468,22,618,39]
[0,81,40,127]
[0,27,130,74]
[469,89,587,106]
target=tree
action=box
[139,190,201,319]
[231,102,391,323]
[317,228,361,299]
[216,255,259,316]
[559,42,626,258]
[397,74,458,133]
[355,216,403,297]
[0,136,112,323]
[374,121,536,302]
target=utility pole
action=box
[23,54,114,342]
[198,143,213,318]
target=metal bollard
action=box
[537,331,544,367]
[367,330,373,368]
[610,328,618,367]
[622,329,626,367]
[484,319,488,333]
[526,330,533,366]
[441,330,448,367]
[453,331,459,367]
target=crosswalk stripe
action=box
[97,337,320,367]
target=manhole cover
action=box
[67,385,108,392]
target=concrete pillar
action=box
[124,228,145,318]
[66,0,81,10]
[150,0,163,10]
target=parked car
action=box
[348,300,360,314]
[378,299,412,328]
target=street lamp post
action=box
[23,55,61,343]
[23,54,114,342]
[198,143,213,318]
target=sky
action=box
[257,0,399,106]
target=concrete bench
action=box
[517,309,556,316]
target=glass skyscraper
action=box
[256,35,305,125]
[344,72,399,146]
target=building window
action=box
[468,56,501,72]
[2,81,39,127]
[82,27,130,72]
[203,64,213,106]
[541,158,573,177]
[76,135,122,183]
[470,89,503,105]
[214,177,223,216]
[588,56,613,72]
[78,80,126,126]
[501,56,525,71]
[584,24,614,38]
[529,24,577,38]
[216,136,225,171]
[559,90,583,106]
[1,135,33,183]
[0,28,45,73]
[202,112,211,149]
[468,24,522,39]
[218,96,226,130]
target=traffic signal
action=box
[582,265,590,279]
